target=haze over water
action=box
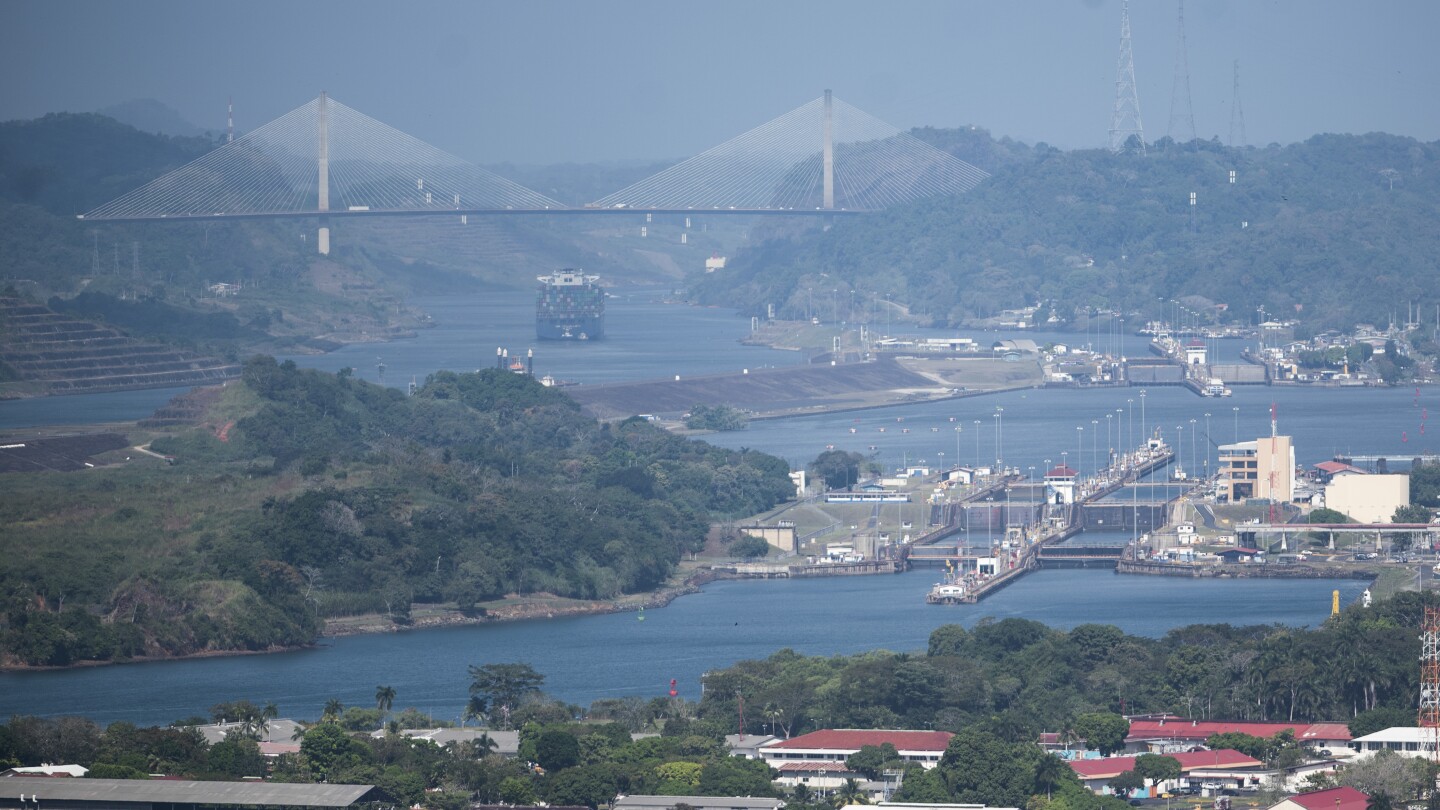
[0,294,1414,725]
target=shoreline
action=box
[0,571,719,673]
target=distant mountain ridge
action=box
[95,98,210,137]
[689,128,1440,331]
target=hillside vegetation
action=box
[689,130,1440,331]
[0,361,793,666]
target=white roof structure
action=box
[1349,727,1438,757]
[0,777,378,807]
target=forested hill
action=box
[0,362,794,667]
[689,130,1440,331]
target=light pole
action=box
[1076,426,1084,479]
[954,426,962,469]
[974,421,982,472]
[1189,418,1197,481]
[995,407,1005,471]
[1092,419,1099,474]
[1177,424,1185,478]
[1140,389,1148,448]
[1106,413,1114,464]
[1126,399,1134,456]
[1204,412,1212,477]
[1232,406,1240,443]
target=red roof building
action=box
[1070,749,1265,796]
[1269,786,1369,810]
[759,729,954,770]
[1125,719,1352,749]
[1069,749,1263,781]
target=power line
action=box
[1109,0,1146,155]
[1229,60,1248,147]
[1167,0,1197,143]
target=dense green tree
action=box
[544,764,620,808]
[1072,713,1129,757]
[809,450,869,490]
[498,776,538,805]
[299,723,367,779]
[936,729,1041,808]
[534,729,581,772]
[207,737,266,778]
[1133,754,1181,791]
[1108,770,1144,796]
[1350,707,1417,738]
[697,757,778,798]
[469,662,546,725]
[846,744,902,780]
[730,535,772,560]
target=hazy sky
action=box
[3,0,1438,165]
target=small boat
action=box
[926,582,967,605]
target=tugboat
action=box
[536,269,605,340]
[926,580,967,605]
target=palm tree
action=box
[834,778,868,808]
[463,695,487,727]
[323,699,344,721]
[475,732,499,757]
[1034,753,1068,800]
[260,701,279,740]
[376,685,397,722]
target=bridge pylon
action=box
[317,91,330,255]
[79,93,565,244]
[822,89,834,210]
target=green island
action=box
[0,359,793,666]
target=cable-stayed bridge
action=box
[80,91,989,253]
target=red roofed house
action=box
[1124,718,1352,754]
[1313,461,1366,485]
[1044,466,1078,505]
[1267,786,1369,810]
[1068,749,1264,796]
[758,729,954,770]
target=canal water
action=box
[0,291,1423,725]
[0,570,1364,728]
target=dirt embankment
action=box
[566,354,1044,422]
[322,571,718,637]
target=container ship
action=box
[536,269,604,340]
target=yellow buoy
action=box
[1331,589,1340,616]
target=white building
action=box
[758,729,953,770]
[1349,727,1440,758]
[1324,474,1409,523]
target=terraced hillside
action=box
[0,297,239,397]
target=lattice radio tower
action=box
[1109,0,1146,154]
[1167,0,1197,142]
[1421,605,1440,763]
[1229,60,1248,147]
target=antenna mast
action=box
[1109,0,1146,154]
[1229,60,1248,147]
[1421,605,1440,764]
[1167,0,1197,142]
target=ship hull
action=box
[536,316,604,341]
